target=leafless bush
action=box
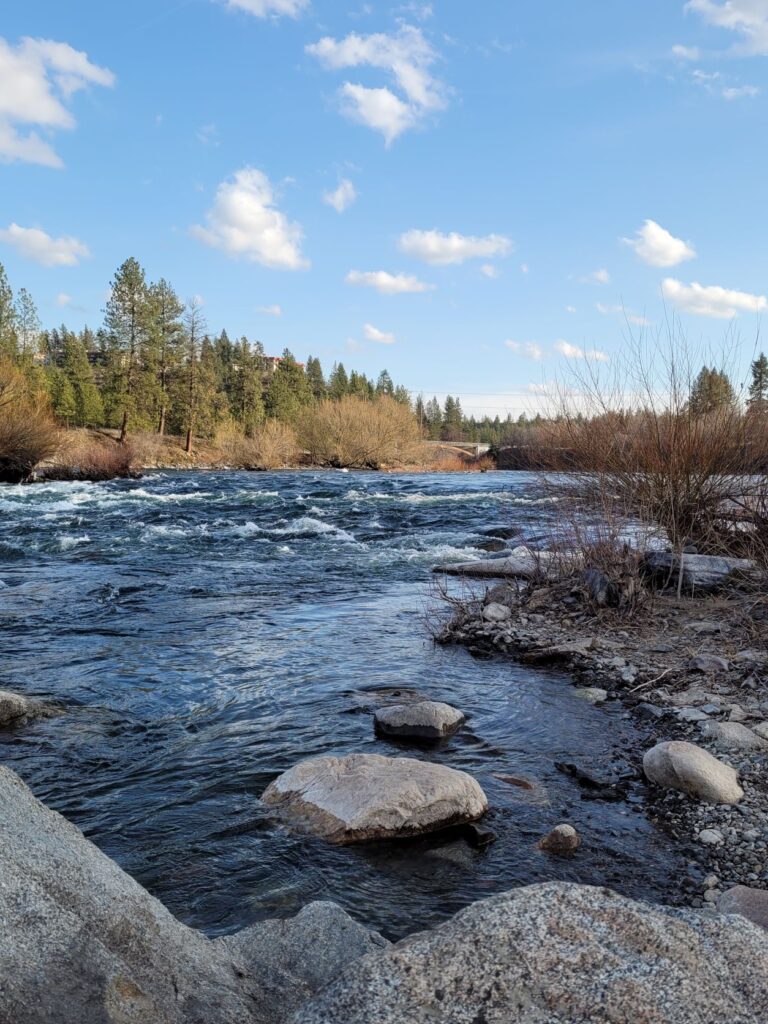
[0,404,61,483]
[215,419,300,469]
[299,396,422,469]
[42,432,137,481]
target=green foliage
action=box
[305,355,326,399]
[749,353,768,411]
[265,349,312,421]
[689,366,736,417]
[0,262,18,360]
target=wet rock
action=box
[261,753,488,844]
[643,741,744,804]
[374,700,465,740]
[483,601,512,622]
[688,654,730,674]
[642,551,759,594]
[0,689,47,727]
[555,761,628,801]
[0,765,376,1024]
[538,824,581,854]
[474,538,509,553]
[718,885,768,931]
[293,882,768,1024]
[699,721,768,752]
[573,686,608,704]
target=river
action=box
[0,470,688,939]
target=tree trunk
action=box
[158,405,166,436]
[119,410,129,444]
[184,427,192,454]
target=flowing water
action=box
[0,470,688,939]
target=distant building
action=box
[263,355,305,374]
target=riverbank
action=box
[436,567,768,910]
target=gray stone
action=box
[293,882,768,1024]
[688,654,730,674]
[538,824,581,854]
[642,740,744,804]
[0,765,378,1024]
[573,687,608,704]
[262,753,488,844]
[698,828,724,845]
[719,886,768,931]
[0,688,48,727]
[483,601,511,622]
[642,551,759,594]
[678,707,709,722]
[374,700,464,739]
[753,721,768,740]
[434,547,576,580]
[699,720,768,752]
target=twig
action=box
[628,666,673,694]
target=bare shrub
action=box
[215,419,299,469]
[43,432,137,481]
[429,450,496,472]
[0,404,61,483]
[299,396,422,469]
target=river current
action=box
[0,470,687,939]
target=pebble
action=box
[698,829,724,845]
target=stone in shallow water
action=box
[293,882,768,1024]
[538,823,581,854]
[0,689,46,727]
[262,753,488,844]
[374,700,465,739]
[643,740,744,804]
[573,687,608,704]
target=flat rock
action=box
[374,701,465,739]
[688,654,730,674]
[699,720,768,752]
[719,886,768,931]
[642,551,759,594]
[293,882,768,1024]
[643,740,744,804]
[434,547,572,580]
[0,766,377,1024]
[262,753,488,844]
[678,707,709,722]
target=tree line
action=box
[0,258,412,451]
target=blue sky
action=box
[1,0,767,416]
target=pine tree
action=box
[14,288,41,360]
[375,369,394,397]
[146,279,184,435]
[230,337,264,435]
[689,366,736,416]
[103,258,151,441]
[305,356,326,399]
[265,349,312,421]
[327,362,349,399]
[174,298,208,453]
[748,353,768,412]
[0,262,17,360]
[414,394,426,432]
[425,397,443,439]
[49,368,77,424]
[62,330,104,425]
[442,395,464,440]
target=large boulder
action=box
[374,701,465,739]
[262,753,487,844]
[642,552,759,594]
[293,882,768,1024]
[699,720,768,752]
[434,547,571,580]
[0,689,49,727]
[719,886,768,931]
[643,740,744,803]
[0,765,382,1024]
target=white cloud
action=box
[565,305,577,313]
[505,340,543,360]
[222,0,309,17]
[686,0,768,55]
[581,268,610,284]
[346,269,433,294]
[0,222,90,266]
[56,292,71,306]
[554,339,609,362]
[306,25,447,143]
[191,167,308,270]
[722,83,760,97]
[0,36,114,168]
[256,304,282,316]
[399,229,512,265]
[623,219,696,268]
[672,43,701,59]
[323,178,357,212]
[480,264,499,279]
[363,322,396,344]
[662,277,768,318]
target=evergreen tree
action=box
[305,355,326,399]
[265,349,312,421]
[689,366,736,416]
[103,258,151,441]
[174,298,208,453]
[14,288,40,360]
[414,394,426,431]
[0,262,17,360]
[393,384,411,406]
[375,369,394,397]
[442,395,464,440]
[327,362,349,399]
[230,337,264,435]
[146,278,184,435]
[748,353,768,412]
[49,368,77,424]
[425,397,443,439]
[62,330,104,425]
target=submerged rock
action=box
[0,765,378,1024]
[262,753,488,844]
[293,882,768,1024]
[643,740,744,804]
[0,689,49,727]
[374,700,465,739]
[573,686,608,704]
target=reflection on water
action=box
[0,470,687,938]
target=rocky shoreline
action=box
[435,562,768,916]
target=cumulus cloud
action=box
[191,167,308,270]
[0,36,115,167]
[623,219,696,268]
[0,223,90,266]
[554,339,609,362]
[256,304,282,315]
[662,277,768,318]
[345,269,433,294]
[221,0,309,17]
[323,178,357,212]
[686,0,768,55]
[399,229,512,265]
[363,322,396,344]
[306,25,447,143]
[505,340,543,360]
